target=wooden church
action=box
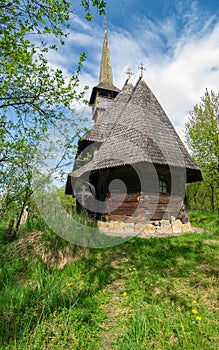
[65,30,202,226]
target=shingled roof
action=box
[89,32,120,105]
[73,77,202,182]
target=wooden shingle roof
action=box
[74,78,202,181]
[89,32,120,105]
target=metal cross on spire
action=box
[138,63,146,78]
[125,67,134,79]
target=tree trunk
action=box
[200,188,208,211]
[210,184,215,212]
[14,198,28,235]
[4,219,15,241]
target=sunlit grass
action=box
[0,211,218,349]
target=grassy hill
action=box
[0,212,218,349]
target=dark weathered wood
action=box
[65,174,73,195]
[106,214,124,221]
[107,199,138,206]
[111,208,138,216]
[108,193,139,202]
[105,191,186,222]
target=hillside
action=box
[0,212,218,349]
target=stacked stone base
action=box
[98,218,192,237]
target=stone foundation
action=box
[98,218,192,237]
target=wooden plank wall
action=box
[105,192,187,223]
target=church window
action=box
[159,180,168,194]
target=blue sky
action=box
[47,0,219,142]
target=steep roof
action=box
[99,31,114,87]
[89,32,120,104]
[74,78,202,181]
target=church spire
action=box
[89,22,120,121]
[99,30,114,87]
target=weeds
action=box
[0,211,218,349]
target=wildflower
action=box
[129,268,132,271]
[192,309,198,314]
[196,316,202,321]
[123,292,127,297]
[66,282,72,287]
[192,300,197,304]
[133,267,136,271]
[102,289,106,293]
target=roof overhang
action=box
[89,84,120,105]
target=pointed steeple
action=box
[99,31,114,87]
[89,27,120,123]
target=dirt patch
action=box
[99,260,134,349]
[4,231,88,269]
[204,239,219,245]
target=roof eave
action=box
[89,85,120,105]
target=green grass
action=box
[0,211,218,349]
[189,211,219,233]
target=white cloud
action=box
[45,5,219,144]
[146,20,219,140]
[70,14,93,32]
[106,10,219,142]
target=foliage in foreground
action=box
[185,89,219,213]
[0,0,106,233]
[0,211,218,349]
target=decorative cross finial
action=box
[104,16,107,33]
[138,63,146,78]
[125,67,134,79]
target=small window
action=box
[159,180,168,194]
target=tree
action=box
[0,0,106,131]
[185,89,219,212]
[0,0,106,231]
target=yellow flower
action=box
[129,268,132,271]
[192,300,197,304]
[196,316,202,321]
[192,309,198,314]
[102,289,106,293]
[123,292,127,297]
[66,282,72,287]
[133,267,136,271]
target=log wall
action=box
[105,192,188,224]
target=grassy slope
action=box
[0,212,218,349]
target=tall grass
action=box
[0,211,218,349]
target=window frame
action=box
[159,179,168,195]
